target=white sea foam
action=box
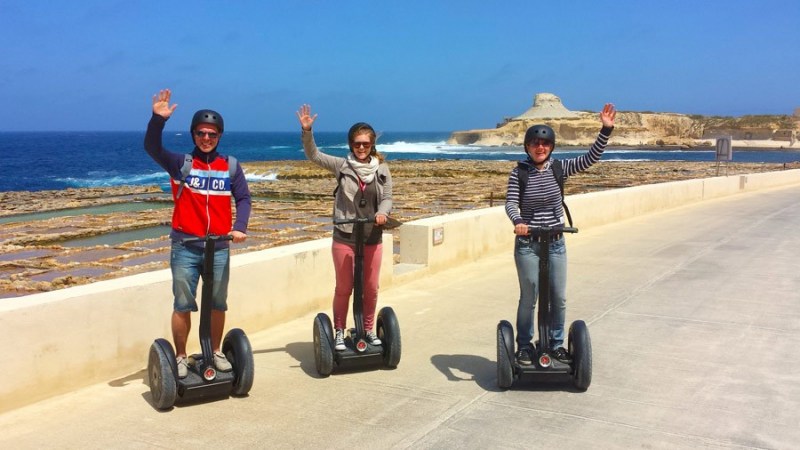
[61,169,279,188]
[58,172,169,188]
[325,140,524,156]
[244,171,278,181]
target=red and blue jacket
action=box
[144,114,251,246]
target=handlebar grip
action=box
[333,217,374,225]
[182,234,235,244]
[517,226,579,235]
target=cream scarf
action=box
[346,153,379,184]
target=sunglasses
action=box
[529,139,552,148]
[352,141,372,149]
[194,131,219,139]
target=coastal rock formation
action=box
[514,93,581,119]
[448,93,799,148]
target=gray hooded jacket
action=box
[302,130,393,234]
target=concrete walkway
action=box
[2,185,799,449]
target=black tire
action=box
[568,320,592,391]
[313,313,334,377]
[148,339,177,410]
[223,328,255,396]
[497,320,515,389]
[377,306,401,368]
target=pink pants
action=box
[331,240,382,331]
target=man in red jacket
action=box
[144,89,251,378]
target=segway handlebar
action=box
[181,234,235,244]
[522,225,579,235]
[334,216,403,229]
[334,217,374,225]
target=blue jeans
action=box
[170,241,230,312]
[514,236,567,350]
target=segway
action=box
[497,225,592,391]
[148,234,255,410]
[312,217,401,376]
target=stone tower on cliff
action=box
[514,93,581,120]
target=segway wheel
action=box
[222,328,255,396]
[568,320,592,391]
[377,306,401,368]
[148,339,177,410]
[313,313,335,377]
[496,320,515,389]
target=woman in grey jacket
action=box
[297,104,393,351]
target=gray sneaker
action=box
[176,356,189,378]
[365,330,382,346]
[214,351,233,372]
[334,329,346,351]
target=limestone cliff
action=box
[448,93,799,148]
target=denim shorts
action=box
[170,241,230,312]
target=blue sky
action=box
[1,0,798,132]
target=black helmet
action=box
[347,122,375,143]
[191,109,224,134]
[524,124,556,147]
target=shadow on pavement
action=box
[430,354,499,391]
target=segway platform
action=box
[177,354,236,402]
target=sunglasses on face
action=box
[529,139,552,148]
[352,141,372,149]
[194,131,219,139]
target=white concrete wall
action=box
[0,236,393,413]
[2,169,799,412]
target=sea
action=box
[2,131,799,192]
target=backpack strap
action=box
[227,155,238,180]
[517,162,529,210]
[333,159,354,197]
[517,159,573,227]
[176,154,239,199]
[551,159,573,227]
[176,154,194,199]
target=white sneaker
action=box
[176,356,189,378]
[214,351,233,372]
[334,329,346,351]
[365,330,382,346]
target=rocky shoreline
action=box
[2,160,799,299]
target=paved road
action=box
[2,185,799,449]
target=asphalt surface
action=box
[2,185,799,449]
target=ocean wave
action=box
[244,172,277,181]
[57,172,169,188]
[603,148,702,154]
[327,140,524,156]
[59,170,278,188]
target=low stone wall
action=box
[2,169,799,413]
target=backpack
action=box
[517,158,573,226]
[176,154,238,199]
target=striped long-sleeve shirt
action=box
[505,127,613,227]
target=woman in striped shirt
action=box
[505,103,616,366]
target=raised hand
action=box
[600,103,616,128]
[152,89,178,119]
[296,104,318,131]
